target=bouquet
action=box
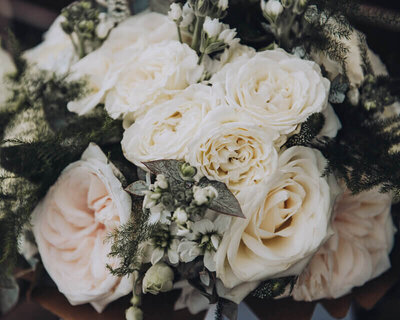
[1,0,400,319]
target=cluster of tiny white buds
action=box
[293,0,309,14]
[193,185,218,206]
[172,208,188,224]
[154,174,168,190]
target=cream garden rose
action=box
[215,146,340,289]
[104,40,203,119]
[67,11,178,116]
[122,84,215,169]
[293,185,396,301]
[211,49,331,135]
[31,143,132,312]
[186,106,279,193]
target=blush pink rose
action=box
[292,185,396,301]
[32,143,132,312]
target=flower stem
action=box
[176,24,183,43]
[191,15,205,53]
[198,52,205,65]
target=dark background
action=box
[1,0,400,319]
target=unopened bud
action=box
[261,0,283,22]
[180,163,197,179]
[217,0,229,10]
[203,17,222,38]
[126,306,143,320]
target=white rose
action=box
[293,185,396,301]
[67,12,177,116]
[0,47,15,107]
[104,40,203,119]
[24,16,77,74]
[186,106,279,193]
[215,146,340,289]
[211,49,331,135]
[122,84,214,168]
[32,143,132,312]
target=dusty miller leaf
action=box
[142,160,190,195]
[125,180,148,196]
[143,160,245,218]
[329,75,349,104]
[198,178,245,218]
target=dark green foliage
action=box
[359,75,400,112]
[251,276,297,299]
[0,109,123,271]
[300,2,354,70]
[214,300,223,320]
[329,75,349,104]
[0,111,14,139]
[222,0,273,49]
[1,110,123,185]
[0,62,125,272]
[61,1,103,58]
[142,159,244,218]
[0,176,40,271]
[285,113,325,148]
[317,103,400,196]
[3,30,27,80]
[107,201,155,276]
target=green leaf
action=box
[251,276,297,299]
[125,180,148,196]
[143,160,245,218]
[143,159,185,182]
[143,160,190,195]
[285,112,325,148]
[329,75,349,104]
[198,178,245,218]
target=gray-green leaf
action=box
[143,160,185,182]
[125,180,148,196]
[143,160,188,194]
[199,178,245,218]
[329,75,349,104]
